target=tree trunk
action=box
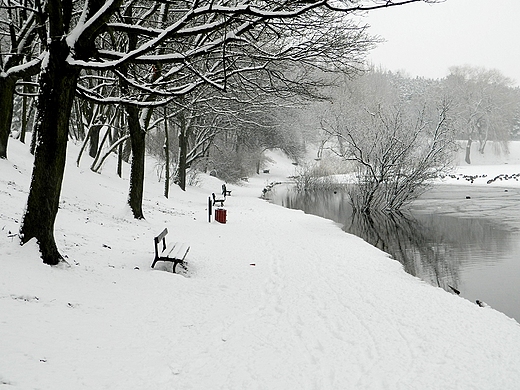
[117,113,124,177]
[20,81,28,144]
[120,4,147,218]
[126,105,146,219]
[88,124,101,158]
[465,138,472,165]
[117,142,123,177]
[20,41,79,265]
[177,110,187,191]
[478,138,487,154]
[164,107,170,198]
[0,76,15,159]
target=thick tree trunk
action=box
[0,76,15,159]
[20,41,79,265]
[120,5,147,218]
[126,105,146,219]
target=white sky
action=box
[363,0,520,84]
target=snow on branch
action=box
[325,0,431,13]
[76,84,174,107]
[4,53,43,77]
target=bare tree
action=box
[319,71,456,213]
[444,66,519,164]
[343,104,456,212]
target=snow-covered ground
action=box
[443,141,520,186]
[2,139,520,390]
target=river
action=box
[269,184,520,322]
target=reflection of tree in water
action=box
[344,211,514,294]
[344,211,460,292]
[278,188,351,225]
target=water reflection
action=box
[277,189,352,224]
[270,186,517,306]
[346,210,462,290]
[345,210,515,293]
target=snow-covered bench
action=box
[151,228,190,273]
[221,184,232,197]
[212,192,225,207]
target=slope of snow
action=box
[1,141,520,390]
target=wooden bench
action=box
[212,192,225,207]
[221,184,231,197]
[152,228,190,273]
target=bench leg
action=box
[172,261,183,273]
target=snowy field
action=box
[2,139,520,389]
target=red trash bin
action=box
[215,208,227,224]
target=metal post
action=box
[208,196,212,222]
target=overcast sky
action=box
[363,0,520,84]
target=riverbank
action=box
[2,142,520,389]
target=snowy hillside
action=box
[1,140,520,389]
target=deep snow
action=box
[2,139,520,390]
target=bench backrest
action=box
[154,228,168,259]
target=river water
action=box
[269,184,520,322]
